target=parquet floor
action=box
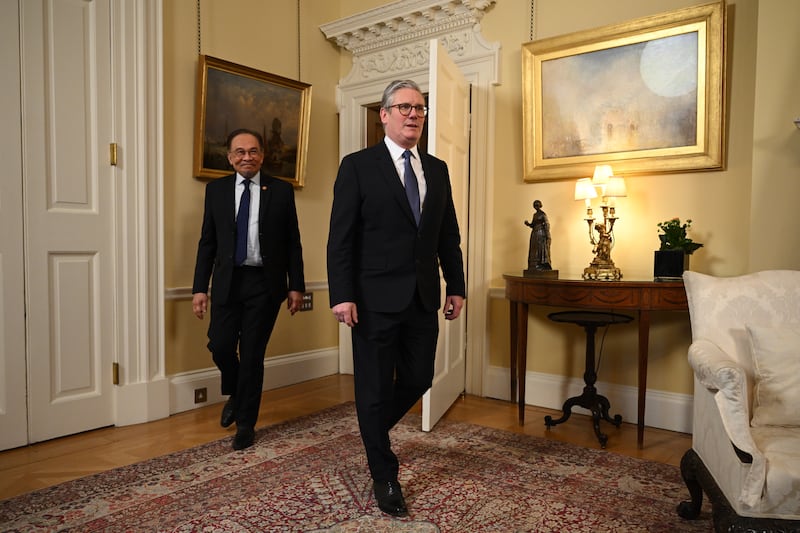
[0,374,691,500]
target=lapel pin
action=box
[262,186,267,191]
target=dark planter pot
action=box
[654,250,690,280]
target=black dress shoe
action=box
[232,427,255,451]
[373,480,408,517]
[220,397,236,428]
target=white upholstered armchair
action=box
[678,270,800,531]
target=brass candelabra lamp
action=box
[574,165,627,281]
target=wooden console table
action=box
[503,274,689,448]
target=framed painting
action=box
[193,55,312,188]
[522,1,725,181]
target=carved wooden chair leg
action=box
[677,448,704,520]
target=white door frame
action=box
[107,0,168,426]
[321,0,500,397]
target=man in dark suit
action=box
[192,128,305,451]
[327,80,466,516]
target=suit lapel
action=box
[257,175,273,227]
[419,154,441,227]
[224,174,238,228]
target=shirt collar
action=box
[236,172,261,186]
[383,137,419,162]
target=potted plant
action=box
[654,218,703,280]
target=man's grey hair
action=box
[380,79,423,109]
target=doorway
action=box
[365,102,429,152]
[334,61,497,400]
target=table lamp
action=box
[575,165,626,281]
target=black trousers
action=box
[207,266,281,429]
[351,292,439,482]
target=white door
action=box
[21,0,115,443]
[422,40,470,432]
[0,0,28,451]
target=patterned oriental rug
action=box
[0,402,711,532]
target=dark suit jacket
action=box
[193,173,305,305]
[327,142,465,313]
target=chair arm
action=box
[688,339,747,392]
[688,339,768,508]
[688,339,760,458]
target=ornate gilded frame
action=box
[522,1,725,181]
[193,55,312,188]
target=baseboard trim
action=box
[168,356,692,433]
[169,347,339,414]
[115,377,171,426]
[484,364,692,434]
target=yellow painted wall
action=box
[484,0,742,395]
[475,0,798,395]
[748,0,800,271]
[163,0,800,399]
[163,0,342,374]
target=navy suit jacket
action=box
[192,173,305,305]
[327,142,465,313]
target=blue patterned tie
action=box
[235,179,251,266]
[402,150,420,225]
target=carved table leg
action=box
[544,321,624,448]
[597,393,623,427]
[544,396,578,427]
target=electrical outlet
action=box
[300,292,313,311]
[194,387,207,404]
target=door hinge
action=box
[112,362,120,385]
[109,143,118,166]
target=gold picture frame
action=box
[194,55,312,188]
[522,1,725,181]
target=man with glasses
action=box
[327,80,466,516]
[192,128,305,451]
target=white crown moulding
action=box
[320,0,496,55]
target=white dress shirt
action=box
[384,137,426,211]
[235,172,262,266]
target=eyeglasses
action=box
[230,148,262,159]
[387,103,428,117]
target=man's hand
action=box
[443,295,465,320]
[192,292,209,319]
[331,302,358,328]
[287,291,304,315]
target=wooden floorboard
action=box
[0,374,691,500]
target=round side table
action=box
[545,310,633,448]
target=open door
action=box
[421,39,470,432]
